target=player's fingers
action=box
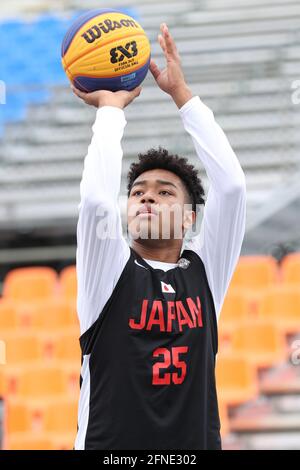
[71,84,87,99]
[161,23,179,61]
[120,85,142,103]
[131,85,142,97]
[149,59,161,80]
[158,33,167,56]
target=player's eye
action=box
[132,190,143,196]
[159,190,172,195]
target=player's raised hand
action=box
[150,23,192,108]
[71,85,142,109]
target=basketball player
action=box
[71,23,246,450]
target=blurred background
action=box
[0,0,299,451]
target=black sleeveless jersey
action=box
[79,246,221,450]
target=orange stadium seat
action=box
[218,400,230,437]
[0,339,5,364]
[6,436,53,450]
[59,265,77,300]
[230,255,279,290]
[228,256,279,316]
[1,333,45,395]
[0,299,19,331]
[231,321,287,368]
[53,331,81,364]
[60,362,81,397]
[4,333,44,366]
[3,266,58,302]
[216,353,258,406]
[18,365,68,400]
[4,400,33,434]
[44,398,78,433]
[30,298,79,330]
[257,286,300,334]
[0,367,5,398]
[281,253,300,286]
[218,291,250,339]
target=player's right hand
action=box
[71,85,142,109]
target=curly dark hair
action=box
[127,146,205,214]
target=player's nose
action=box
[140,193,156,204]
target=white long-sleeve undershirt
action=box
[76,96,246,336]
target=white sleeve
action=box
[76,105,130,335]
[179,96,247,322]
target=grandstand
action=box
[0,0,299,451]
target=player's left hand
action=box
[150,23,193,108]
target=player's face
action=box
[127,169,194,241]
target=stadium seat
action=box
[30,299,79,330]
[3,266,58,301]
[216,353,258,406]
[53,331,81,364]
[6,436,53,450]
[44,398,78,434]
[228,256,280,314]
[231,321,287,368]
[59,265,77,300]
[49,408,81,447]
[17,365,68,400]
[0,367,5,398]
[257,286,300,334]
[280,253,300,286]
[3,333,44,366]
[218,400,230,437]
[0,334,45,395]
[60,362,81,397]
[0,299,19,331]
[218,290,250,339]
[230,255,279,290]
[4,400,32,434]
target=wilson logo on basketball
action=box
[81,18,139,44]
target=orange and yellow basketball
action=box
[61,9,151,92]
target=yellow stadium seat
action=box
[231,321,287,368]
[59,265,77,300]
[281,253,300,286]
[3,266,58,302]
[216,353,258,406]
[257,286,300,334]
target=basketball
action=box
[61,8,151,92]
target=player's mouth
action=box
[136,205,158,217]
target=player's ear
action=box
[182,207,195,234]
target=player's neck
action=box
[130,239,183,263]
